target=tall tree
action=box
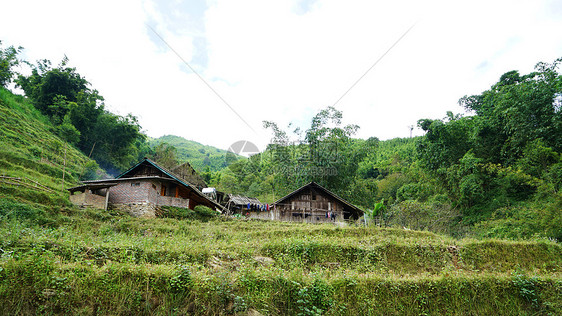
[152,142,179,170]
[263,106,363,197]
[16,57,144,172]
[0,41,23,87]
[16,57,93,116]
[459,59,562,164]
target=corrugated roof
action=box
[227,194,262,206]
[67,182,118,193]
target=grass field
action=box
[0,201,560,315]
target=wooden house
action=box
[68,158,224,217]
[272,182,363,223]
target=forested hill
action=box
[7,54,151,174]
[149,135,235,172]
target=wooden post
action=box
[104,189,110,211]
[88,141,96,158]
[61,143,67,192]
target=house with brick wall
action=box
[68,158,224,217]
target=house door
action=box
[160,185,166,196]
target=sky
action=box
[2,0,562,152]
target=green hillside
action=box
[149,135,239,172]
[0,87,99,207]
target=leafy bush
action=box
[512,272,540,310]
[471,200,562,241]
[158,206,195,220]
[169,265,193,293]
[387,199,460,235]
[193,205,218,220]
[159,205,218,222]
[294,278,334,316]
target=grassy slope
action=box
[0,88,95,207]
[149,135,240,172]
[0,88,560,315]
[0,211,560,315]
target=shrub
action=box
[194,205,218,220]
[169,265,193,293]
[159,205,218,222]
[159,206,196,220]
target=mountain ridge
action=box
[148,134,241,172]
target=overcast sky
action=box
[2,0,561,151]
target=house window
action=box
[312,193,316,200]
[152,184,156,190]
[131,183,140,187]
[161,185,167,196]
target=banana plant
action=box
[364,199,385,226]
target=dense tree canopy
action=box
[459,60,562,164]
[12,52,148,173]
[413,59,562,237]
[206,58,562,240]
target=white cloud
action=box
[1,0,561,152]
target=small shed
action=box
[225,194,262,210]
[68,182,117,210]
[224,194,272,219]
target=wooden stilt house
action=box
[272,182,363,223]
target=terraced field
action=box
[0,203,560,315]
